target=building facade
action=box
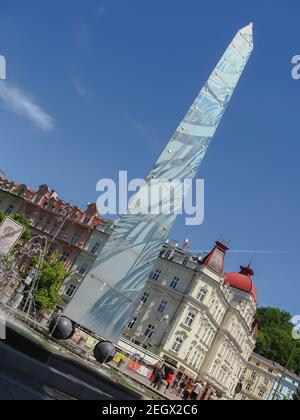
[0,175,107,271]
[59,219,114,307]
[235,352,300,400]
[269,364,300,400]
[123,240,257,399]
[235,353,278,400]
[0,178,24,216]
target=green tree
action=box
[0,211,32,241]
[33,253,69,310]
[255,307,300,375]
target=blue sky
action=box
[0,0,299,314]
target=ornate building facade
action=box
[123,241,257,399]
[235,352,278,400]
[0,175,108,270]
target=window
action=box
[150,269,162,281]
[264,378,269,386]
[66,284,77,298]
[128,317,137,329]
[70,233,80,246]
[5,204,14,215]
[164,250,172,259]
[79,263,89,275]
[245,383,251,392]
[182,257,189,266]
[60,252,70,263]
[217,309,222,323]
[58,228,65,238]
[144,324,155,338]
[251,371,257,380]
[172,336,184,353]
[170,276,179,289]
[268,368,274,374]
[158,300,168,313]
[83,216,90,225]
[258,389,265,398]
[91,242,101,254]
[197,288,208,303]
[42,220,51,231]
[256,361,261,367]
[184,312,195,327]
[141,292,150,304]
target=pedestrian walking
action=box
[177,378,187,397]
[182,379,194,400]
[190,381,203,400]
[152,366,165,389]
[165,370,175,394]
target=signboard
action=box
[85,336,97,349]
[0,217,24,256]
[25,268,38,286]
[137,365,153,379]
[113,352,127,364]
[71,329,82,343]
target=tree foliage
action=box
[255,307,300,375]
[34,253,69,310]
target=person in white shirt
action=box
[190,382,203,400]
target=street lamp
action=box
[272,336,300,400]
[47,210,70,253]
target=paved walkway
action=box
[111,364,182,401]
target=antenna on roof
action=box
[249,251,257,267]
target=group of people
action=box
[150,364,175,391]
[170,377,204,400]
[150,363,215,400]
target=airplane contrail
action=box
[190,249,288,255]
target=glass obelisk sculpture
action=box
[64,24,254,343]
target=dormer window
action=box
[83,216,91,225]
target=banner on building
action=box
[0,217,24,256]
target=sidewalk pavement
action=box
[111,363,182,401]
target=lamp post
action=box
[23,235,48,321]
[46,210,70,253]
[272,340,299,400]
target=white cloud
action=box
[73,79,90,99]
[0,81,54,130]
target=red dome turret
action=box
[225,265,257,301]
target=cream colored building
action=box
[0,178,24,216]
[124,240,258,399]
[235,353,278,400]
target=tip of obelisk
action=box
[242,22,253,35]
